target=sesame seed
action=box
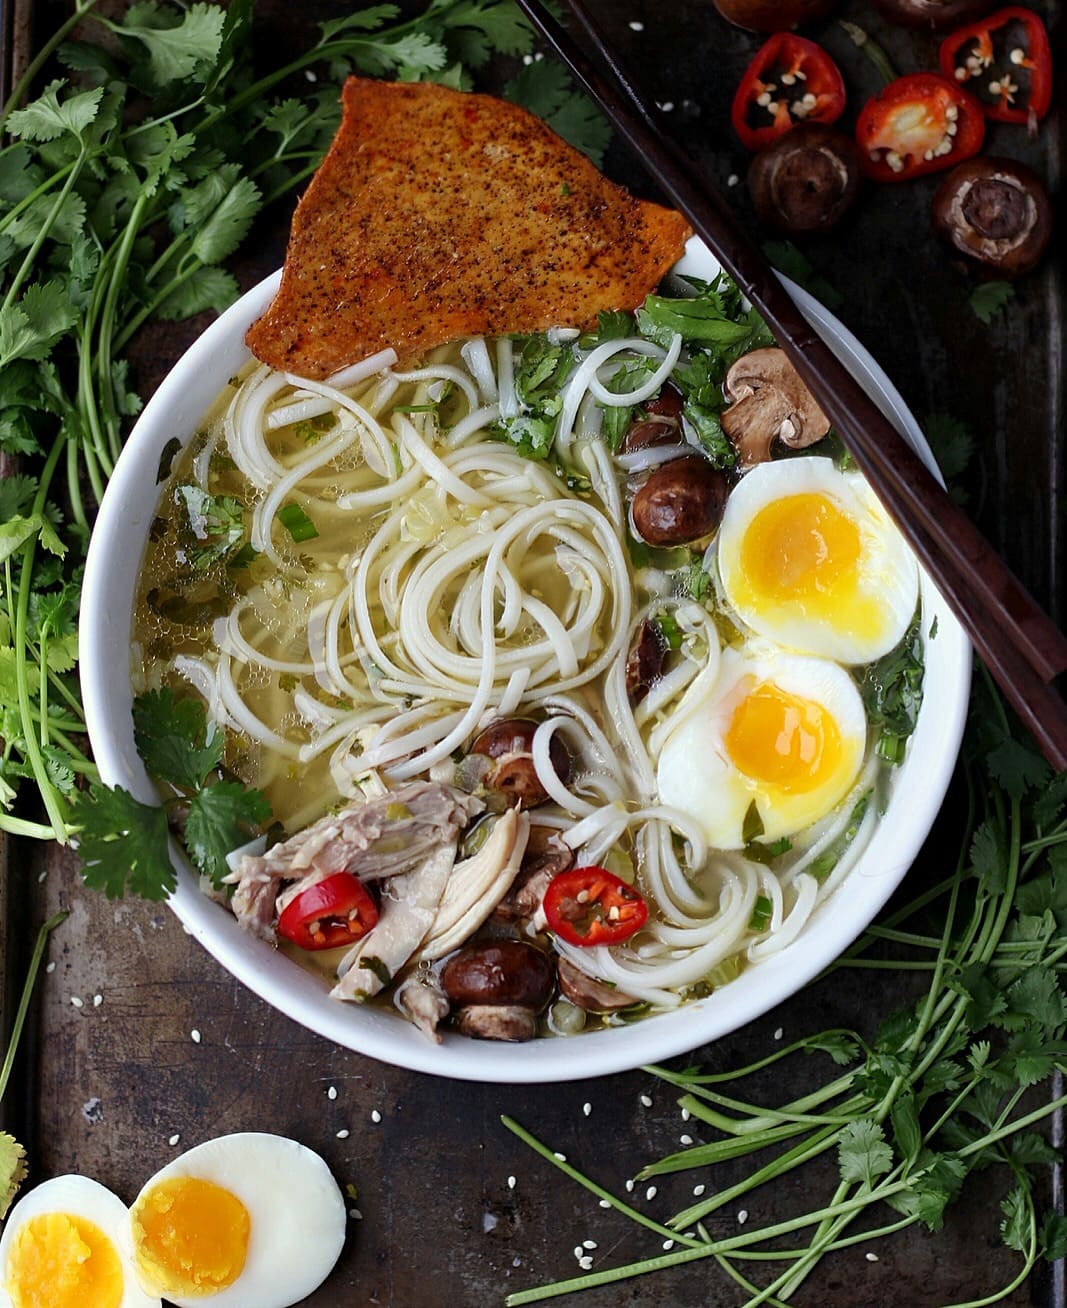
[693,1184,706,1196]
[190,1029,201,1043]
[660,102,675,113]
[327,1086,338,1100]
[304,69,317,83]
[573,1246,584,1260]
[371,1110,382,1123]
[37,871,47,883]
[640,1094,653,1108]
[866,1252,879,1262]
[554,1152,567,1162]
[522,54,533,65]
[774,1027,783,1040]
[349,1208,363,1220]
[738,1210,749,1224]
[70,996,83,1008]
[508,1176,516,1189]
[93,994,103,1008]
[45,962,55,973]
[169,1133,181,1146]
[663,1239,674,1250]
[599,1199,611,1209]
[680,1134,693,1146]
[629,20,644,30]
[579,1256,593,1271]
[646,1185,658,1201]
[583,1239,597,1250]
[582,1102,592,1116]
[625,1179,635,1193]
[681,1108,691,1122]
[727,174,740,188]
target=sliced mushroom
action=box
[456,1005,537,1042]
[557,958,638,1013]
[932,158,1052,279]
[470,717,571,809]
[625,619,669,704]
[493,827,574,924]
[721,348,830,469]
[416,809,530,961]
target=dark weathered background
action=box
[2,1,1064,1304]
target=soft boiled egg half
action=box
[656,646,867,849]
[0,1134,346,1308]
[717,456,919,665]
[0,1176,160,1308]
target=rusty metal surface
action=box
[2,1,1064,1305]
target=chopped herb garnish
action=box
[360,956,393,987]
[858,617,925,764]
[277,502,319,543]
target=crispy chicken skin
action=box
[245,77,692,377]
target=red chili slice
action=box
[855,73,985,182]
[939,6,1052,126]
[276,872,378,951]
[731,34,846,151]
[543,866,649,947]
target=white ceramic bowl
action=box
[81,237,971,1082]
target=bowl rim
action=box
[81,238,972,1083]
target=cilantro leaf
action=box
[762,240,843,310]
[108,2,227,86]
[0,1133,28,1220]
[969,281,1015,325]
[1000,1185,1031,1253]
[185,781,271,887]
[4,80,103,142]
[925,412,974,487]
[838,1119,894,1187]
[0,282,79,369]
[133,688,222,792]
[189,176,262,264]
[72,785,176,900]
[986,736,1049,802]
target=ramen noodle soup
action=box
[132,278,922,1044]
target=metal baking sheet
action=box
[2,1,1063,1303]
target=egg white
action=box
[124,1133,346,1308]
[656,646,867,849]
[717,456,918,665]
[0,1176,160,1308]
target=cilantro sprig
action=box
[503,672,1067,1305]
[71,689,269,899]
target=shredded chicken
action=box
[225,782,481,941]
[395,975,450,1043]
[331,844,456,1002]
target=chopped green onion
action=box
[277,502,319,543]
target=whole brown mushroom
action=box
[441,940,555,1041]
[712,0,840,31]
[630,456,729,547]
[873,0,993,29]
[721,348,830,469]
[932,158,1052,280]
[748,125,862,235]
[470,717,571,808]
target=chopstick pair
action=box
[515,0,1067,770]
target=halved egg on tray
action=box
[717,455,919,664]
[656,645,868,849]
[0,1134,345,1308]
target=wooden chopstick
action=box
[515,0,1067,770]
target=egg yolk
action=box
[131,1176,249,1297]
[725,681,842,794]
[5,1212,124,1308]
[738,492,880,638]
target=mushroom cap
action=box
[721,348,831,468]
[932,157,1052,280]
[748,125,861,235]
